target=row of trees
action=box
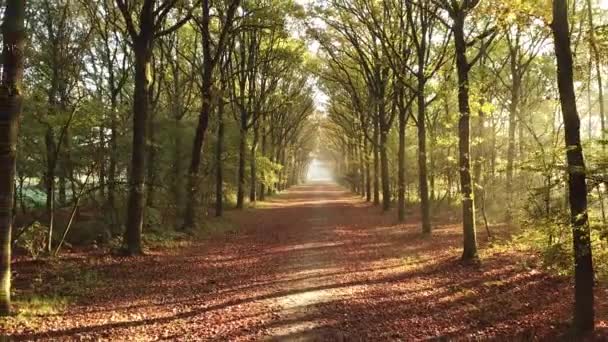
[0,0,317,316]
[313,0,605,334]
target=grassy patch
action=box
[196,217,238,237]
[143,229,191,249]
[11,260,107,319]
[141,216,239,249]
[13,295,69,316]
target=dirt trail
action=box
[3,182,607,340]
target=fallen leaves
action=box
[3,183,607,341]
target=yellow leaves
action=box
[475,0,552,27]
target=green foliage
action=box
[490,219,608,282]
[257,155,283,188]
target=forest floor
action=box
[2,182,608,341]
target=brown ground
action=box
[2,182,608,341]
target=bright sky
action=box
[307,159,333,181]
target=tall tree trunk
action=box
[58,147,67,206]
[453,13,478,261]
[108,93,118,217]
[236,119,247,209]
[184,69,212,228]
[124,37,152,255]
[98,120,106,199]
[552,0,594,334]
[380,131,390,211]
[0,0,25,315]
[259,124,266,201]
[473,99,485,202]
[417,81,431,234]
[249,124,259,203]
[506,64,521,222]
[146,110,156,207]
[58,114,71,207]
[279,147,287,191]
[45,127,56,253]
[349,142,356,192]
[173,119,184,214]
[365,137,371,202]
[429,136,436,202]
[373,117,380,205]
[398,103,406,221]
[215,98,224,217]
[358,135,365,196]
[268,139,275,196]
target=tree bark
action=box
[552,0,594,334]
[124,32,153,255]
[249,123,259,203]
[146,108,157,207]
[45,126,56,253]
[373,116,380,205]
[398,100,406,222]
[380,130,390,211]
[0,0,25,315]
[417,81,431,234]
[215,97,225,217]
[259,124,267,201]
[364,137,371,202]
[453,11,478,261]
[236,118,247,209]
[505,47,521,222]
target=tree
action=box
[82,0,131,220]
[0,0,25,316]
[440,0,495,261]
[551,0,594,334]
[116,0,192,254]
[184,0,239,227]
[405,0,450,231]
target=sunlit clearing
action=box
[307,158,333,181]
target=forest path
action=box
[6,182,600,340]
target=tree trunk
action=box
[0,0,25,315]
[358,135,365,196]
[453,13,478,261]
[146,109,156,207]
[506,63,521,222]
[552,0,594,334]
[280,148,287,191]
[98,120,106,199]
[184,69,212,228]
[215,98,224,217]
[173,119,184,214]
[398,103,406,221]
[108,92,118,217]
[417,81,431,234]
[45,127,56,253]
[373,117,380,205]
[124,37,152,255]
[380,131,390,211]
[259,124,266,201]
[249,124,259,203]
[365,137,371,202]
[236,120,247,209]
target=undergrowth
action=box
[485,220,608,282]
[10,261,106,319]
